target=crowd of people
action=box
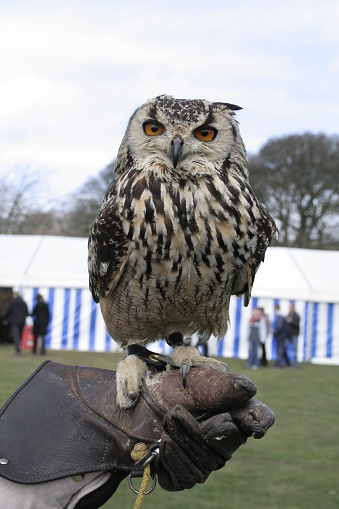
[1,289,50,355]
[246,303,300,369]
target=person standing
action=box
[32,294,50,355]
[258,307,270,366]
[0,295,12,344]
[286,303,300,366]
[274,304,290,368]
[3,288,28,355]
[246,308,266,370]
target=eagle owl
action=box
[88,95,277,408]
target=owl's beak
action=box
[171,138,183,168]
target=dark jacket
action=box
[287,311,300,337]
[274,315,289,342]
[4,297,28,326]
[32,302,50,336]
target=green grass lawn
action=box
[0,345,338,509]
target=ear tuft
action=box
[213,102,243,112]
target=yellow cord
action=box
[131,443,151,509]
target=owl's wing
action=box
[231,204,277,307]
[88,187,129,303]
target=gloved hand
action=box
[157,404,246,491]
[0,361,275,508]
[131,366,275,492]
[155,394,274,491]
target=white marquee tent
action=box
[1,234,338,364]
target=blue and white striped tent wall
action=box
[217,296,339,363]
[21,286,339,364]
[2,235,339,364]
[23,286,121,353]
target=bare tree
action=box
[0,161,116,237]
[249,133,339,249]
[0,166,49,234]
[58,161,116,237]
[17,210,61,235]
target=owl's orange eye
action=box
[194,125,217,142]
[143,121,164,136]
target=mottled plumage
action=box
[88,95,277,407]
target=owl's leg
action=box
[170,345,230,386]
[116,355,149,409]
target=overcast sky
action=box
[0,0,338,200]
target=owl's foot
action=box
[170,345,230,386]
[116,355,149,409]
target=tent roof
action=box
[252,246,339,303]
[0,235,88,289]
[0,235,338,302]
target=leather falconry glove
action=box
[0,361,275,507]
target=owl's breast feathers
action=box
[88,165,277,309]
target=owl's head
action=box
[120,95,248,179]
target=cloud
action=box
[0,0,338,197]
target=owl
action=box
[88,95,277,408]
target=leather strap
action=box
[126,345,167,373]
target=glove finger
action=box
[163,405,225,472]
[144,368,257,415]
[199,413,247,457]
[229,398,276,438]
[158,432,208,491]
[199,412,234,441]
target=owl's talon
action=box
[128,390,138,402]
[170,345,230,379]
[116,355,149,409]
[181,362,190,387]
